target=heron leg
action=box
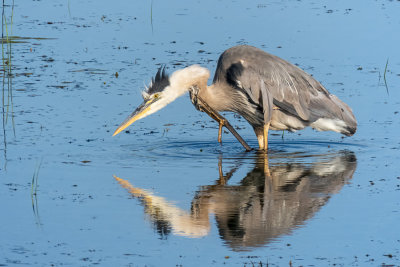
[254,123,270,151]
[218,121,223,143]
[263,122,270,152]
[194,94,252,151]
[262,153,271,177]
[218,156,226,185]
[254,127,265,150]
[203,109,224,143]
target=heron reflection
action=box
[114,150,357,250]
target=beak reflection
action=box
[113,175,210,237]
[113,98,158,136]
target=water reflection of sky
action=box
[1,0,399,266]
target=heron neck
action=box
[167,65,211,103]
[199,83,235,112]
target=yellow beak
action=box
[112,98,156,136]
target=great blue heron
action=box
[113,45,357,150]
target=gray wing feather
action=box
[260,79,273,122]
[214,45,333,122]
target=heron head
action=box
[112,66,172,136]
[113,65,209,136]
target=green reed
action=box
[150,0,154,33]
[31,160,42,197]
[1,0,15,166]
[383,58,389,95]
[2,0,15,129]
[31,159,43,227]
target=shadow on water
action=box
[115,149,357,251]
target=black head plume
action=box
[147,65,170,95]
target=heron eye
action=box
[153,93,160,98]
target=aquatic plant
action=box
[1,0,15,128]
[1,0,15,167]
[31,159,43,227]
[383,58,389,95]
[31,160,42,197]
[150,0,153,33]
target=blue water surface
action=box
[0,0,399,266]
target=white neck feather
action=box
[164,65,210,103]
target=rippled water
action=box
[1,0,399,266]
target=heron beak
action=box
[113,97,159,136]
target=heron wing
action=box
[214,45,331,122]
